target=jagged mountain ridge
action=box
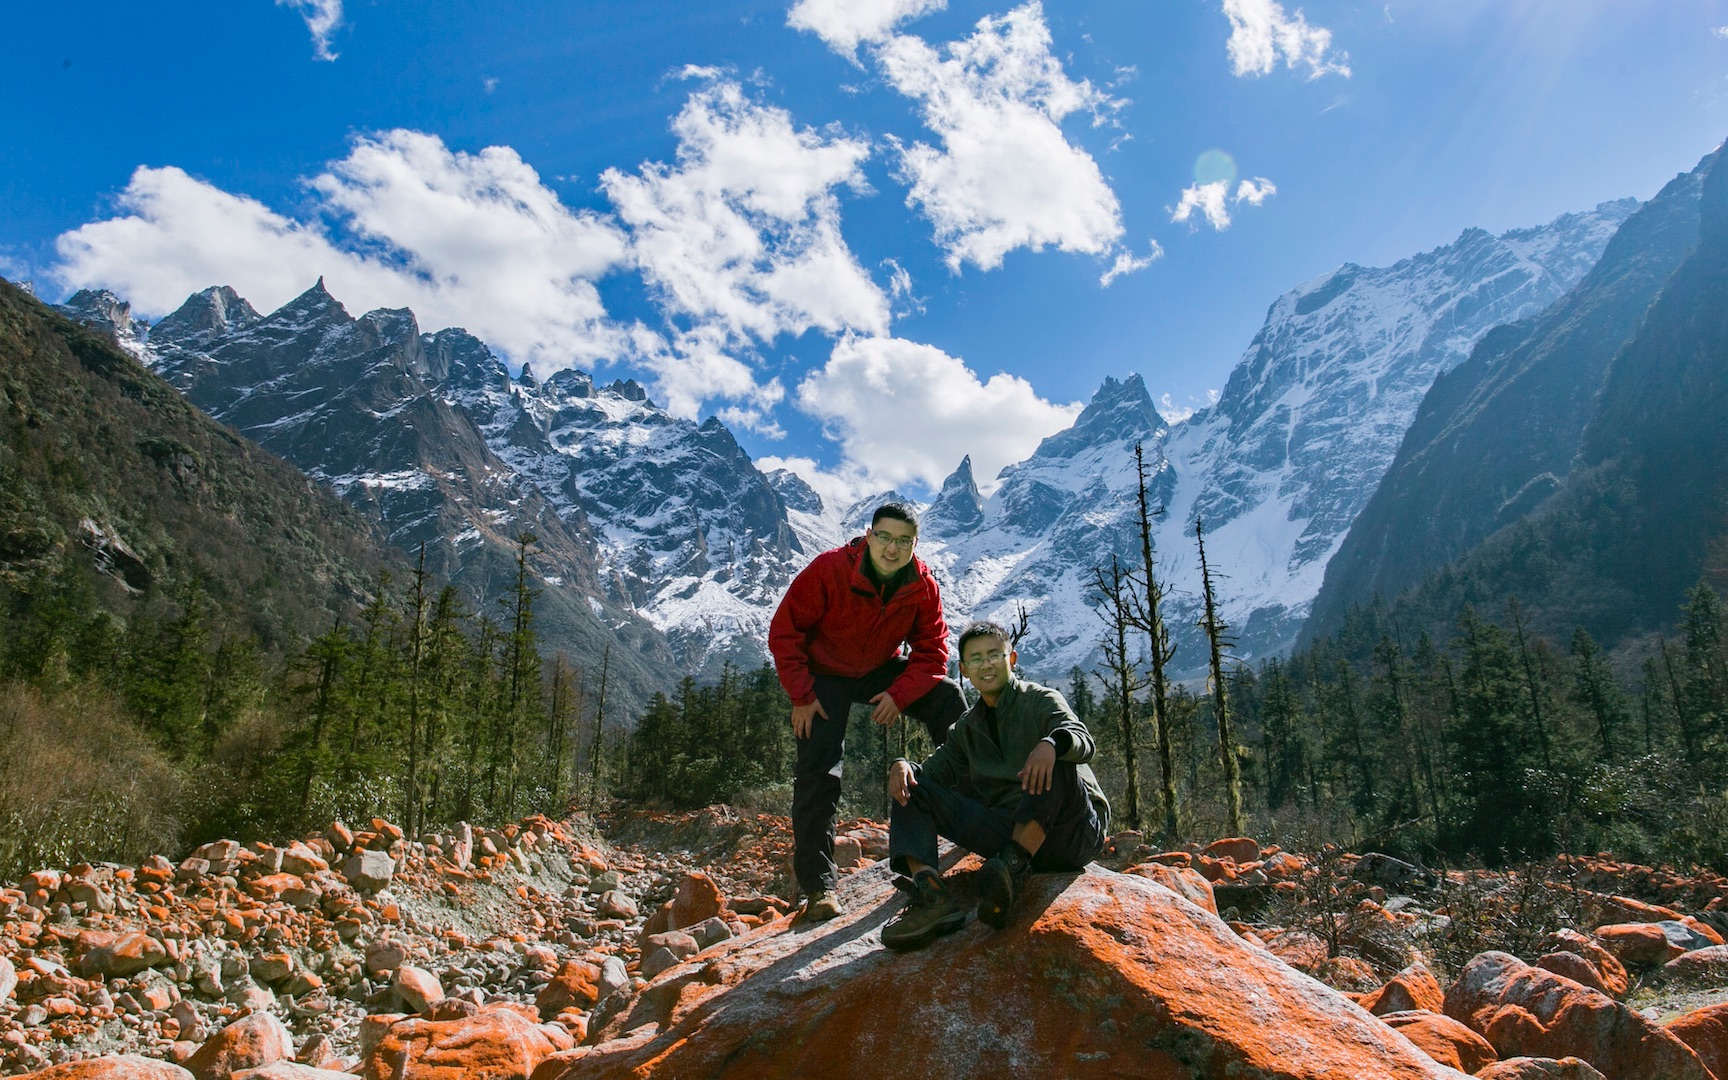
[0,278,400,651]
[96,280,677,714]
[49,193,1639,690]
[1140,197,1639,669]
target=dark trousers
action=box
[887,760,1104,877]
[792,660,966,895]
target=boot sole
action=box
[977,860,1017,929]
[881,907,966,951]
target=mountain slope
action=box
[1304,151,1715,644]
[1319,140,1728,652]
[0,278,397,649]
[137,281,675,712]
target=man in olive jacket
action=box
[883,619,1110,950]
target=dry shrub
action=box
[0,681,182,878]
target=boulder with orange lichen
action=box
[17,1058,194,1079]
[1666,1000,1728,1080]
[359,1002,563,1080]
[1443,951,1711,1080]
[1359,961,1445,1016]
[538,862,1470,1080]
[1378,1010,1498,1074]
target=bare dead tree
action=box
[1089,556,1147,834]
[1133,441,1180,845]
[1195,517,1244,837]
[586,642,611,808]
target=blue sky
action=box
[4,0,1727,505]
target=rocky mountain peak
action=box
[149,285,262,346]
[925,455,984,533]
[1027,372,1163,463]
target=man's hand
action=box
[889,759,917,806]
[1018,739,1056,794]
[791,700,828,740]
[868,691,902,727]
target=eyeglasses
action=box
[963,650,1008,667]
[870,530,916,550]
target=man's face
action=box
[866,518,917,576]
[960,637,1015,697]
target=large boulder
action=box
[1474,1059,1607,1079]
[1378,1010,1498,1074]
[1666,1001,1728,1080]
[1360,961,1446,1016]
[1443,951,1710,1079]
[19,1059,192,1079]
[360,1002,562,1080]
[543,863,1469,1079]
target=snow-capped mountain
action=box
[100,280,678,713]
[914,375,1175,675]
[1136,198,1639,669]
[443,352,805,676]
[51,193,1638,692]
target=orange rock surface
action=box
[19,1058,194,1079]
[1378,1010,1498,1074]
[1666,1000,1728,1080]
[359,1002,562,1080]
[1443,951,1710,1079]
[1360,961,1446,1016]
[547,864,1470,1080]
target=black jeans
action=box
[791,660,966,895]
[887,760,1104,877]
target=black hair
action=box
[956,620,1012,660]
[871,501,919,533]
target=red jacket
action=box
[768,536,951,710]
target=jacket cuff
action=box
[1046,730,1077,758]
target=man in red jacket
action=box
[769,501,966,920]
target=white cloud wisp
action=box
[1222,0,1350,80]
[277,0,343,61]
[1170,176,1277,231]
[601,79,891,421]
[786,0,947,58]
[54,132,630,369]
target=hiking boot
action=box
[803,891,843,922]
[881,871,965,951]
[977,840,1035,929]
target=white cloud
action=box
[1169,176,1276,230]
[603,80,888,346]
[754,453,873,516]
[53,132,631,368]
[1171,179,1231,230]
[1234,176,1277,205]
[874,3,1126,272]
[1715,26,1728,39]
[787,0,947,58]
[1158,388,1219,424]
[601,79,891,415]
[795,334,1081,495]
[1222,0,1350,80]
[1099,241,1163,286]
[276,0,343,62]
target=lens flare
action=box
[1194,149,1237,187]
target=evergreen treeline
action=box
[1077,571,1728,871]
[0,534,639,878]
[622,665,795,811]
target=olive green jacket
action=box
[912,676,1111,832]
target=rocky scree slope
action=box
[9,810,1728,1078]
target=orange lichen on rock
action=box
[552,865,1469,1080]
